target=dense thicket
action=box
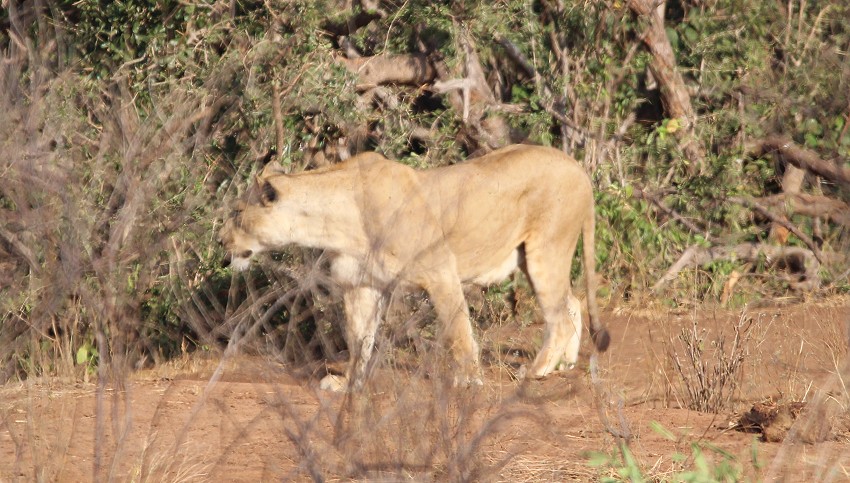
[1,0,848,381]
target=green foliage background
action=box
[1,0,848,380]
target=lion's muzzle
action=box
[224,250,253,271]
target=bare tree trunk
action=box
[628,0,704,174]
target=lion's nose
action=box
[221,256,231,268]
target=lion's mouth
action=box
[222,249,254,271]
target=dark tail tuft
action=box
[591,327,610,352]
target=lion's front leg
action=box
[422,273,482,387]
[320,286,383,392]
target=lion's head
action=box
[219,165,286,270]
[219,207,265,271]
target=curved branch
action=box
[757,193,850,228]
[494,34,589,144]
[632,188,715,243]
[746,135,850,186]
[653,243,821,293]
[730,196,825,264]
[322,10,382,37]
[0,224,40,276]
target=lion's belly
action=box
[463,249,520,285]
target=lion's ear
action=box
[259,180,278,206]
[256,161,284,185]
[255,161,285,206]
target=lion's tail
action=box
[583,203,610,352]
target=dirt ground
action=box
[1,297,849,482]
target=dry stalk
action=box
[669,311,755,413]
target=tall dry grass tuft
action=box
[0,5,252,479]
[669,311,755,413]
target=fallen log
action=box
[653,243,820,293]
[729,196,825,264]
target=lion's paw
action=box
[453,374,484,388]
[517,364,528,379]
[319,374,349,392]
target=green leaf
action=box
[586,451,612,467]
[684,25,699,44]
[666,27,680,51]
[76,346,90,366]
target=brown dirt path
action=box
[1,299,848,481]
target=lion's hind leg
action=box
[561,293,583,369]
[522,243,582,378]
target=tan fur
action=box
[219,144,609,390]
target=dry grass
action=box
[669,310,754,413]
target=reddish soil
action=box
[1,298,849,481]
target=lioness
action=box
[220,144,609,390]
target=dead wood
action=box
[653,243,820,293]
[730,196,825,264]
[451,32,515,149]
[337,54,437,90]
[746,135,850,186]
[322,9,382,37]
[734,398,806,442]
[757,193,850,228]
[271,81,285,164]
[627,0,705,173]
[0,223,40,276]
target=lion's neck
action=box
[287,211,368,254]
[266,192,369,256]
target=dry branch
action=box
[730,196,825,264]
[453,32,515,149]
[337,54,437,90]
[0,224,40,275]
[653,243,820,292]
[746,135,850,186]
[757,193,850,228]
[494,34,589,144]
[632,188,715,243]
[271,81,285,163]
[322,10,382,37]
